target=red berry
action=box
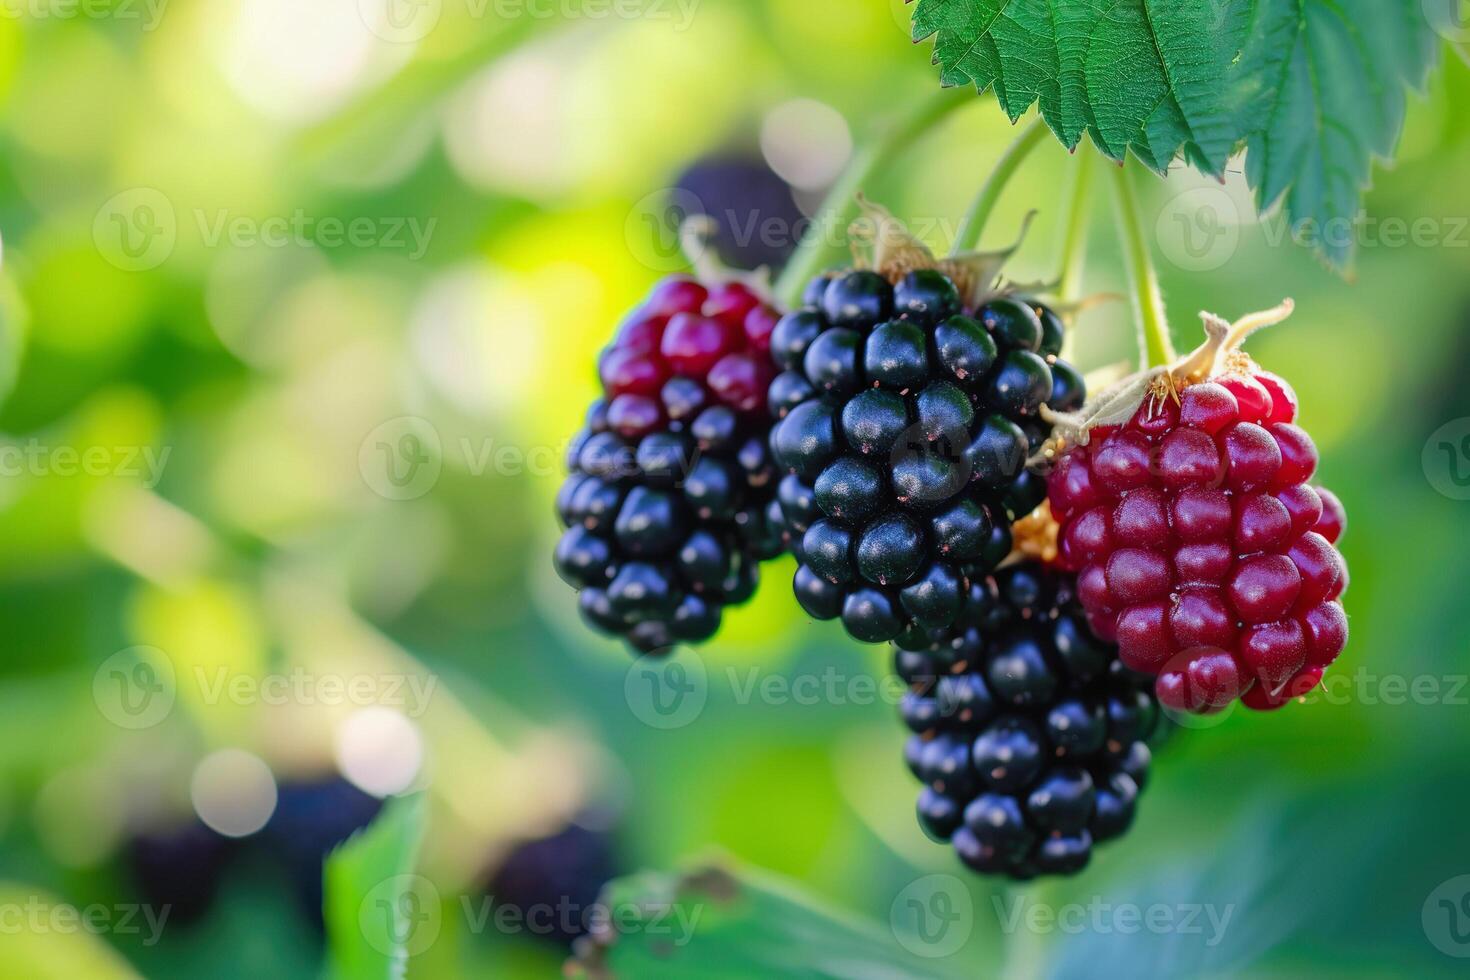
[1047,453,1101,523]
[1116,602,1171,673]
[1218,375,1274,424]
[606,393,665,438]
[1092,431,1154,495]
[1168,588,1237,649]
[600,347,671,397]
[1315,487,1346,543]
[1158,428,1223,489]
[1254,371,1298,425]
[1045,362,1348,714]
[660,313,741,376]
[1178,382,1239,435]
[1221,423,1282,490]
[1275,484,1323,539]
[1268,423,1318,489]
[1241,665,1320,711]
[703,282,761,325]
[1233,493,1292,553]
[1112,487,1170,549]
[1062,506,1112,566]
[1105,548,1171,603]
[743,305,780,353]
[1157,647,1246,714]
[1238,619,1307,689]
[707,351,775,415]
[1130,395,1179,439]
[645,277,708,318]
[615,312,669,354]
[1227,554,1301,624]
[1301,601,1348,668]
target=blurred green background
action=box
[0,1,1468,977]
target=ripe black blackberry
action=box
[556,276,787,655]
[769,253,1085,643]
[897,561,1159,879]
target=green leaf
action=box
[911,0,1244,174]
[1241,0,1444,270]
[568,865,973,980]
[322,794,429,980]
[912,0,1445,270]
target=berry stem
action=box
[1108,162,1176,369]
[950,116,1049,255]
[774,90,971,308]
[1055,148,1096,303]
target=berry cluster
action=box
[556,277,787,655]
[1048,368,1348,712]
[897,562,1158,878]
[769,269,1084,643]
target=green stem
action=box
[1055,149,1096,303]
[774,90,971,308]
[1108,161,1175,368]
[950,116,1049,254]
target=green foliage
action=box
[567,865,969,980]
[912,0,1446,269]
[322,795,428,980]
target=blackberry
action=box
[1045,302,1349,713]
[266,777,384,929]
[557,276,786,655]
[770,262,1084,643]
[897,561,1159,880]
[126,819,235,925]
[487,821,621,948]
[672,155,805,272]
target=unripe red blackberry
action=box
[898,562,1159,879]
[557,275,785,655]
[767,210,1084,644]
[1044,302,1349,712]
